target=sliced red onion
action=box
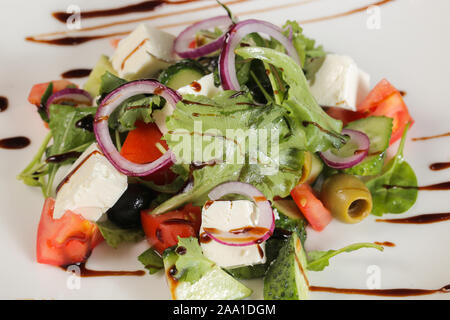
[204,182,275,247]
[46,88,93,113]
[94,80,181,176]
[320,129,370,169]
[219,19,300,91]
[174,15,233,59]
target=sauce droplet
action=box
[75,114,94,132]
[190,81,202,92]
[374,241,396,247]
[0,136,30,149]
[429,162,450,171]
[61,68,92,79]
[0,96,8,112]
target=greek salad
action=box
[18,5,417,300]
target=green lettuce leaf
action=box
[108,95,163,132]
[138,248,164,274]
[174,237,215,284]
[307,243,384,271]
[151,91,305,213]
[366,124,418,216]
[235,46,345,152]
[96,219,145,249]
[281,20,325,68]
[45,104,97,197]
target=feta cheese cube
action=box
[53,143,128,221]
[177,73,223,97]
[200,200,266,268]
[111,24,176,80]
[309,54,370,111]
[154,74,223,134]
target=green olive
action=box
[320,173,372,224]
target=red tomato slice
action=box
[141,204,202,254]
[291,183,332,232]
[357,79,414,144]
[28,80,75,106]
[121,121,177,185]
[120,121,169,164]
[36,198,103,266]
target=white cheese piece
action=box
[309,54,370,111]
[111,23,176,80]
[154,74,223,135]
[177,73,223,97]
[200,200,266,269]
[53,143,128,221]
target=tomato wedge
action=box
[141,204,202,254]
[121,121,176,185]
[291,183,332,232]
[357,79,414,144]
[28,80,75,106]
[36,198,103,266]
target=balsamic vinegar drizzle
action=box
[310,284,450,297]
[376,213,450,224]
[429,162,450,171]
[0,96,8,112]
[75,114,94,132]
[412,132,450,141]
[45,151,82,163]
[26,0,394,46]
[61,263,145,277]
[61,68,92,79]
[52,0,198,23]
[0,136,30,149]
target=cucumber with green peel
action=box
[345,116,393,154]
[343,116,392,176]
[159,59,206,90]
[264,233,309,300]
[273,200,307,244]
[162,238,252,300]
[83,55,117,98]
[344,152,386,176]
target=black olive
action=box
[107,184,155,229]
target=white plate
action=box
[0,0,449,300]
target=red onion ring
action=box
[46,88,93,114]
[94,80,181,176]
[204,182,275,247]
[219,19,300,91]
[319,129,370,169]
[174,15,233,59]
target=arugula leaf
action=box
[281,20,325,68]
[235,46,345,152]
[365,124,418,216]
[157,91,305,209]
[138,248,164,274]
[307,243,384,271]
[96,219,145,249]
[174,237,215,284]
[108,95,162,132]
[98,71,127,100]
[45,104,97,197]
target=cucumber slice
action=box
[343,152,386,176]
[159,60,206,90]
[264,233,309,300]
[345,116,393,154]
[162,241,252,300]
[343,117,392,176]
[83,55,116,98]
